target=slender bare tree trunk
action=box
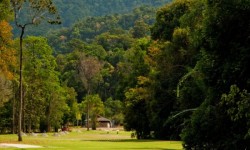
[18,26,25,142]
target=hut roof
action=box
[97,116,111,122]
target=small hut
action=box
[97,116,112,128]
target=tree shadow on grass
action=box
[81,139,182,150]
[112,148,179,150]
[81,139,163,142]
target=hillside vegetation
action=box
[54,0,171,27]
[1,0,250,149]
[14,0,171,36]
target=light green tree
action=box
[22,36,66,133]
[81,94,104,130]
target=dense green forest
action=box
[1,0,250,149]
[13,0,171,36]
[54,0,171,27]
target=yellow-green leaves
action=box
[0,0,12,20]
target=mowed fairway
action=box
[0,128,183,150]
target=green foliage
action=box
[81,94,104,130]
[1,1,249,148]
[181,86,250,149]
[151,0,190,41]
[11,0,171,36]
[22,36,68,132]
[144,0,201,137]
[0,0,12,21]
[52,0,171,27]
[44,84,68,131]
[46,6,158,54]
[179,0,250,149]
[23,36,55,132]
[62,86,78,125]
[104,98,124,126]
[221,85,250,139]
[200,0,250,91]
[120,39,152,139]
[181,101,219,149]
[124,87,151,139]
[0,102,12,134]
[132,19,150,38]
[0,74,13,107]
[56,51,85,101]
[96,31,133,51]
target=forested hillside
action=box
[14,0,171,36]
[1,0,250,149]
[46,6,157,54]
[54,0,171,27]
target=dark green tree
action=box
[131,19,150,38]
[124,86,151,139]
[151,0,190,41]
[181,0,250,149]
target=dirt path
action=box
[0,143,43,148]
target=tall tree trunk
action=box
[86,89,91,131]
[87,102,90,131]
[46,116,51,132]
[91,115,97,130]
[46,100,51,132]
[22,92,25,132]
[28,117,31,133]
[18,26,25,142]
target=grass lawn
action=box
[0,128,183,150]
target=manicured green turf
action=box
[0,128,183,150]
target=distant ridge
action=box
[54,0,171,27]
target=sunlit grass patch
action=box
[0,128,183,150]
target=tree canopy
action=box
[1,0,250,148]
